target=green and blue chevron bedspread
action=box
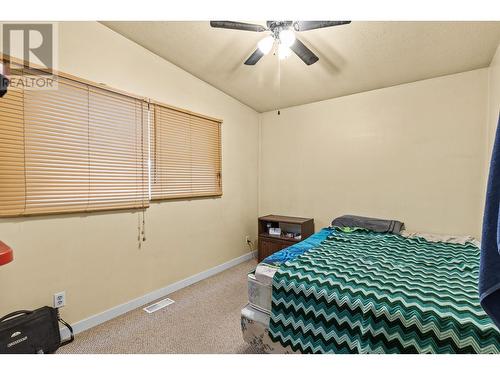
[268,228,500,353]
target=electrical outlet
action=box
[245,235,251,244]
[53,291,66,308]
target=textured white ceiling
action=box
[102,21,500,112]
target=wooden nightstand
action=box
[258,215,314,262]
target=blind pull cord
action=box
[137,208,147,250]
[142,208,146,242]
[138,210,142,250]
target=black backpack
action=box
[0,306,74,354]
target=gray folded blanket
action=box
[331,214,405,234]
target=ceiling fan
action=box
[210,21,351,66]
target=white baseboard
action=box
[60,250,257,341]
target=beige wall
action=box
[487,45,500,157]
[259,69,489,238]
[0,22,260,323]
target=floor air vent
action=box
[143,298,175,314]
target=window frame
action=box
[0,55,223,217]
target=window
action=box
[0,61,222,217]
[151,103,222,200]
[0,67,149,216]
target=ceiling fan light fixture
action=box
[278,44,292,60]
[279,28,296,48]
[257,36,274,55]
[210,20,350,66]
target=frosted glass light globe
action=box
[279,29,296,48]
[278,44,292,60]
[257,36,274,55]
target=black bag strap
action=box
[57,311,74,347]
[0,310,32,322]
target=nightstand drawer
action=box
[258,237,290,262]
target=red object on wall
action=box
[0,241,14,266]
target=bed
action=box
[241,219,500,354]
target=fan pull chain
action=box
[278,56,282,115]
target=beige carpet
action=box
[59,259,262,354]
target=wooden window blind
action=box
[151,104,222,200]
[0,68,149,216]
[0,67,25,216]
[87,87,149,211]
[1,57,222,217]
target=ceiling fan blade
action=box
[244,49,265,65]
[290,38,319,65]
[210,21,266,32]
[293,21,351,32]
